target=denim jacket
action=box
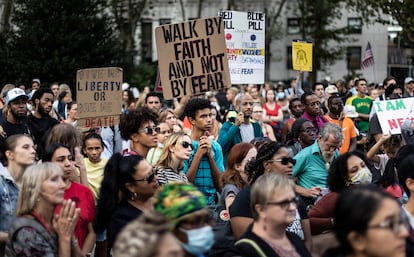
[0,168,19,232]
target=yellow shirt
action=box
[84,158,108,201]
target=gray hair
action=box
[320,123,343,141]
[250,173,295,220]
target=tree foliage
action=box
[0,0,121,86]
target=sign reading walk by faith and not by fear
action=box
[218,10,265,84]
[292,41,313,72]
[155,17,231,100]
[76,67,123,128]
[373,98,414,135]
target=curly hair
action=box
[119,107,158,140]
[246,141,288,184]
[183,98,212,120]
[327,151,372,192]
[113,210,171,257]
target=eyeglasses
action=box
[368,218,408,235]
[301,127,317,134]
[267,196,300,209]
[268,157,296,165]
[133,169,157,184]
[181,141,194,150]
[140,127,161,135]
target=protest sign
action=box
[373,98,414,134]
[292,41,313,72]
[155,17,231,99]
[76,67,122,128]
[218,10,265,84]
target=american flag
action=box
[361,42,374,70]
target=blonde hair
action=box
[16,162,62,216]
[158,108,175,123]
[250,173,295,220]
[156,132,190,170]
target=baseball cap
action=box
[404,77,414,84]
[6,88,29,105]
[325,85,338,95]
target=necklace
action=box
[262,237,300,257]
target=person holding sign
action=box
[183,98,224,205]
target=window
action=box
[348,18,362,34]
[141,20,153,63]
[287,46,293,69]
[159,18,171,25]
[287,18,300,35]
[346,47,361,70]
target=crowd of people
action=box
[0,74,414,257]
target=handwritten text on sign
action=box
[155,17,231,99]
[76,67,122,128]
[373,97,414,134]
[218,11,265,84]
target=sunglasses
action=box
[267,196,300,209]
[141,127,161,135]
[133,169,157,184]
[268,157,296,165]
[181,141,194,150]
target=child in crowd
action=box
[83,132,108,201]
[367,133,403,199]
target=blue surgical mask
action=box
[180,225,214,256]
[349,167,372,185]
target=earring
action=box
[130,192,137,201]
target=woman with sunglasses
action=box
[288,118,317,156]
[229,141,312,250]
[154,132,191,185]
[42,143,96,257]
[147,122,172,165]
[322,185,409,257]
[95,152,159,255]
[225,173,311,257]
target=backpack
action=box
[207,184,239,257]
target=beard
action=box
[321,150,334,163]
[37,104,49,117]
[10,109,27,122]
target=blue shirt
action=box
[0,168,19,232]
[183,140,224,205]
[292,141,339,188]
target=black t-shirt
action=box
[0,119,31,137]
[28,115,59,155]
[107,200,143,253]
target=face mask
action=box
[180,225,215,256]
[349,167,372,185]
